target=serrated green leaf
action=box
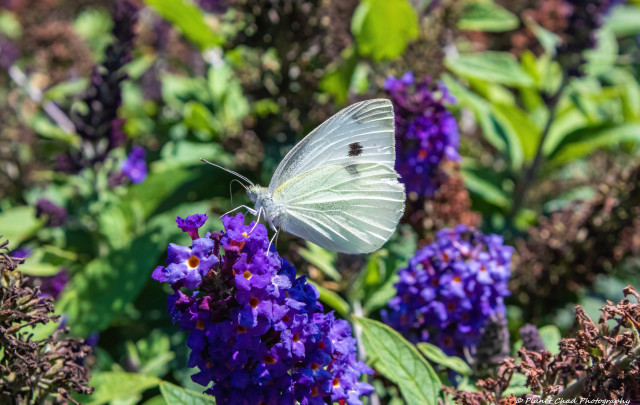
[160,383,215,404]
[458,2,519,32]
[446,52,535,87]
[356,317,440,405]
[352,0,418,61]
[0,206,43,248]
[417,342,473,376]
[143,0,222,50]
[78,372,161,405]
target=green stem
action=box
[509,76,568,219]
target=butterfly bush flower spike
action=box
[152,212,373,404]
[382,226,513,358]
[385,72,459,197]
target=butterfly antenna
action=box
[200,158,255,187]
[229,178,248,207]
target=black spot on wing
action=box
[345,164,359,177]
[348,142,363,157]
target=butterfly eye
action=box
[348,142,363,157]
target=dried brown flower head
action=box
[0,237,93,404]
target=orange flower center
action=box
[264,355,276,364]
[243,270,252,280]
[249,297,259,308]
[188,255,200,268]
[196,320,205,330]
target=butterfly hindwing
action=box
[267,99,395,194]
[272,162,405,254]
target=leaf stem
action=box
[509,76,568,219]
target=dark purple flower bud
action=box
[520,324,546,352]
[382,226,513,358]
[10,247,31,259]
[121,146,147,184]
[37,268,70,299]
[35,199,67,227]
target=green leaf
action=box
[356,317,440,405]
[160,382,215,404]
[0,206,43,248]
[298,242,341,282]
[549,123,640,165]
[446,52,535,87]
[351,0,419,61]
[78,372,160,405]
[363,274,398,314]
[143,0,222,50]
[183,101,220,135]
[320,47,359,105]
[157,141,228,171]
[605,4,640,37]
[538,325,561,355]
[417,342,473,376]
[43,79,88,102]
[584,28,618,76]
[57,202,210,336]
[458,2,519,32]
[308,281,350,319]
[461,167,511,211]
[492,103,540,163]
[19,245,76,276]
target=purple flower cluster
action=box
[385,72,460,197]
[152,213,373,404]
[382,226,513,358]
[121,146,147,184]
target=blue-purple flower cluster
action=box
[152,213,373,404]
[385,72,460,197]
[382,226,513,358]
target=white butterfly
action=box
[203,99,406,254]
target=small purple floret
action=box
[121,146,147,184]
[176,213,209,240]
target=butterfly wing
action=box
[267,99,395,194]
[272,163,405,254]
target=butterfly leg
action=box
[267,225,279,255]
[220,205,257,218]
[249,206,263,234]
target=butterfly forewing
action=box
[273,163,405,254]
[267,99,395,195]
